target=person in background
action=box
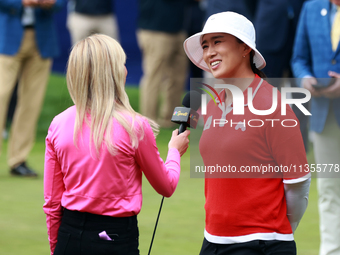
[0,0,65,177]
[43,34,190,255]
[291,0,340,254]
[67,0,119,45]
[253,0,309,152]
[204,0,255,21]
[2,84,18,140]
[184,11,311,254]
[137,0,189,128]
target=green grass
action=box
[0,74,320,254]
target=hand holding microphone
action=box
[168,129,190,156]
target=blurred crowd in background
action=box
[3,0,309,131]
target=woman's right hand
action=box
[168,129,190,156]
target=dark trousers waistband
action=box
[63,208,137,225]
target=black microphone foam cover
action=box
[182,91,201,111]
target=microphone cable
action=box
[148,196,165,255]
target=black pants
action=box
[53,209,139,255]
[199,238,296,255]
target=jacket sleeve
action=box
[0,0,22,12]
[135,119,181,198]
[53,0,66,11]
[291,2,314,79]
[43,123,65,255]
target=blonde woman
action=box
[43,34,190,255]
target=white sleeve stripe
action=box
[283,172,311,184]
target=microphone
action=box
[171,91,201,134]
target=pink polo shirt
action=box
[43,106,181,253]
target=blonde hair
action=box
[66,34,158,157]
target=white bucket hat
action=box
[183,11,266,73]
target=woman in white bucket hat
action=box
[184,11,266,77]
[184,12,311,255]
